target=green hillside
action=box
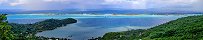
[9,17,77,40]
[101,15,203,40]
[0,14,76,40]
[0,14,14,40]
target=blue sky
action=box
[0,0,203,12]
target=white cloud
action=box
[0,0,6,2]
[7,0,148,10]
[0,0,7,4]
[43,0,70,2]
[8,0,71,10]
[0,0,4,2]
[103,0,147,9]
[148,0,199,8]
[43,0,53,2]
[0,0,203,12]
[147,0,203,12]
[9,0,28,6]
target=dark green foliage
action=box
[0,14,14,40]
[102,29,145,40]
[9,23,36,40]
[143,15,203,40]
[9,18,77,40]
[102,15,203,40]
[32,18,77,31]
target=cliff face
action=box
[102,15,203,40]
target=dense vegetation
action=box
[101,15,203,40]
[0,14,77,40]
[0,14,14,40]
[10,18,77,40]
[32,18,77,32]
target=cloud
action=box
[0,0,7,2]
[9,0,25,6]
[5,0,103,10]
[3,0,147,10]
[0,0,8,4]
[43,0,70,2]
[7,0,70,10]
[103,0,147,9]
[146,0,203,12]
[147,0,198,8]
[0,0,203,12]
[0,0,5,3]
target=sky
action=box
[0,0,203,12]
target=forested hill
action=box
[101,15,203,40]
[10,18,77,32]
[9,18,77,40]
[32,18,77,31]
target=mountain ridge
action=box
[1,9,202,14]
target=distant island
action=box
[7,16,77,40]
[90,15,203,40]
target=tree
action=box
[0,14,14,40]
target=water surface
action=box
[7,14,196,40]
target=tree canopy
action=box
[0,14,14,40]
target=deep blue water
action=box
[7,14,197,40]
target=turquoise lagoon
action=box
[7,14,198,40]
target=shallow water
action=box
[7,14,195,40]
